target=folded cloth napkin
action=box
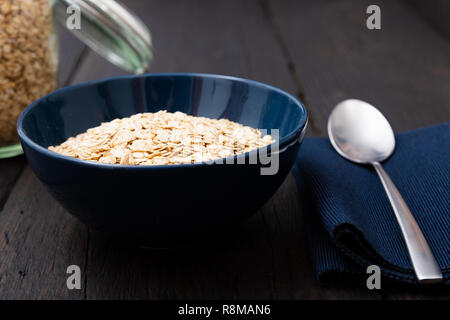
[293,123,449,285]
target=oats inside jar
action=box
[0,0,57,146]
[48,111,275,165]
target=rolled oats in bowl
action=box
[49,111,275,165]
[0,0,57,150]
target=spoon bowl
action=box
[328,99,395,163]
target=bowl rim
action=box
[17,72,308,170]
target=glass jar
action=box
[0,0,154,158]
[0,0,57,157]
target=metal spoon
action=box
[327,99,442,284]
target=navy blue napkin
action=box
[293,123,449,285]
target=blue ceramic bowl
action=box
[18,73,307,245]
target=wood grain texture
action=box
[71,0,296,92]
[269,0,450,135]
[408,0,450,37]
[0,167,87,299]
[0,157,25,212]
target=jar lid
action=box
[53,0,154,73]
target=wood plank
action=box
[0,167,88,299]
[85,215,273,299]
[70,0,297,92]
[269,0,450,135]
[0,156,25,212]
[408,0,450,37]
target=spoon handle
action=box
[372,161,442,283]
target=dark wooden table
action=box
[0,0,448,299]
